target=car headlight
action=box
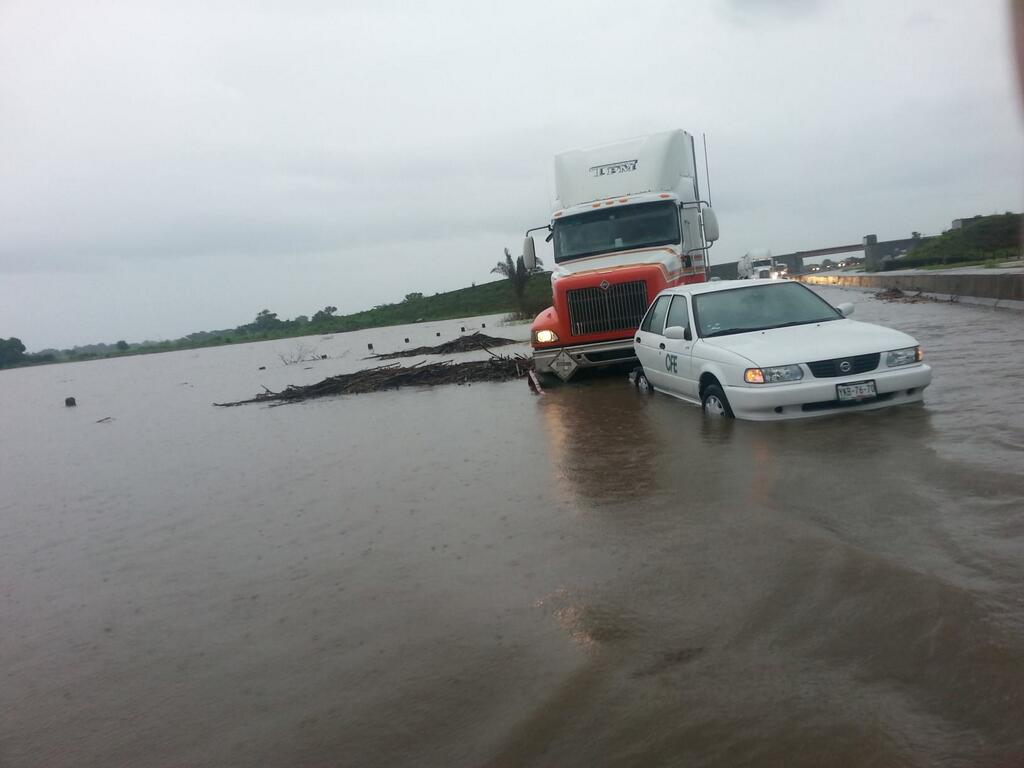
[534,329,559,344]
[886,346,922,367]
[744,364,804,384]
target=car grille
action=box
[806,352,880,378]
[801,392,894,412]
[566,280,648,337]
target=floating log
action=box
[371,332,518,360]
[214,354,533,407]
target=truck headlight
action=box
[534,329,559,344]
[744,365,804,384]
[886,346,922,367]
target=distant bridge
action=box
[708,233,934,279]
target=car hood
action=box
[701,319,918,366]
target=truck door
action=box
[662,295,698,400]
[635,295,672,388]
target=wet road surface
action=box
[1,292,1023,767]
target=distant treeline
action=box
[0,273,553,369]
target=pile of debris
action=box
[371,332,519,359]
[874,287,946,304]
[214,354,533,407]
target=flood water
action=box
[2,289,1023,767]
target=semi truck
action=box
[522,130,719,381]
[737,249,778,279]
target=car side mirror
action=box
[701,207,719,243]
[523,237,537,271]
[837,302,854,317]
[664,325,688,340]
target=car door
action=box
[662,295,698,400]
[635,295,672,388]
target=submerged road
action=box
[1,288,1023,767]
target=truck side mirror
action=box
[702,208,719,243]
[523,237,537,271]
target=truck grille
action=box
[806,353,880,378]
[566,281,648,337]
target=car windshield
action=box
[553,200,680,263]
[693,282,841,338]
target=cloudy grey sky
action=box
[2,0,1022,350]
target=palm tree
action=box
[492,248,533,310]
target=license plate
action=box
[837,380,877,401]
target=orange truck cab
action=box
[523,130,720,380]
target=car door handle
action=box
[659,342,666,350]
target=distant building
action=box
[951,215,983,230]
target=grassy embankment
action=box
[308,273,553,333]
[6,273,553,368]
[885,213,1021,270]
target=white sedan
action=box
[632,280,932,420]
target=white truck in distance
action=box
[738,250,780,279]
[522,130,719,381]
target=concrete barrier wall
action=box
[796,272,1024,306]
[709,262,739,280]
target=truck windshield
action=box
[693,282,841,338]
[553,200,680,263]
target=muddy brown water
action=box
[1,292,1023,767]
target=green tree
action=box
[0,337,27,368]
[404,292,423,302]
[115,340,129,351]
[492,247,530,310]
[253,309,281,331]
[312,306,337,323]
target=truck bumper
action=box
[534,338,638,380]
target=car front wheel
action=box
[702,383,734,418]
[633,367,653,395]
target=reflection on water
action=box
[537,377,663,506]
[1,294,1023,766]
